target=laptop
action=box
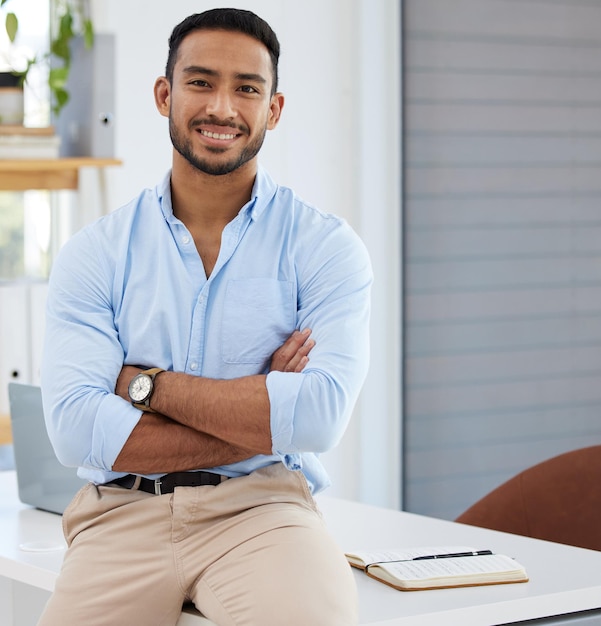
[8,382,86,515]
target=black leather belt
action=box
[107,471,226,495]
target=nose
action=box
[205,88,235,119]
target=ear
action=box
[154,76,171,118]
[267,92,285,130]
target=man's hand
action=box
[270,329,315,373]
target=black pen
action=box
[413,550,493,561]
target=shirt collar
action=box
[247,165,278,221]
[157,170,175,222]
[156,166,278,223]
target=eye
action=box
[189,79,210,87]
[238,85,259,94]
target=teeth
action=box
[201,130,236,140]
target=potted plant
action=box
[1,0,94,119]
[0,67,23,124]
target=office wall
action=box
[0,282,47,414]
[0,285,30,412]
[403,0,601,519]
[90,0,403,506]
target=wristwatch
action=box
[128,367,165,412]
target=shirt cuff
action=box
[91,393,141,470]
[266,370,304,457]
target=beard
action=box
[169,117,267,176]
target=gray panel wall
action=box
[403,0,601,519]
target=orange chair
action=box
[455,445,601,551]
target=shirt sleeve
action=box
[267,218,373,459]
[40,227,141,473]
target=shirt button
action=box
[182,235,191,245]
[190,362,198,371]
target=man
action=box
[39,8,372,626]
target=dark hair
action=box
[165,8,280,94]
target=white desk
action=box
[2,470,601,626]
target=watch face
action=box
[129,374,152,402]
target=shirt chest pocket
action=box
[221,278,296,364]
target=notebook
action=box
[8,382,86,515]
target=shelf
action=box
[0,157,122,191]
[0,414,11,446]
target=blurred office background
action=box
[2,0,601,520]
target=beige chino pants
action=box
[37,463,358,626]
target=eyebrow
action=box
[182,66,267,84]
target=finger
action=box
[294,337,315,360]
[270,329,314,372]
[294,355,309,373]
[283,339,315,372]
[271,330,311,363]
[285,328,312,353]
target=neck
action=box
[170,153,257,230]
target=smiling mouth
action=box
[199,129,238,140]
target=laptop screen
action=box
[8,382,86,515]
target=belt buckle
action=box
[154,478,162,495]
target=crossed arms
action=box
[112,329,315,474]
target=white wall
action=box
[91,0,402,508]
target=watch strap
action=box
[142,367,165,378]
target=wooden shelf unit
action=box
[0,413,11,446]
[0,158,122,191]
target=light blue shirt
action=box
[41,167,372,494]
